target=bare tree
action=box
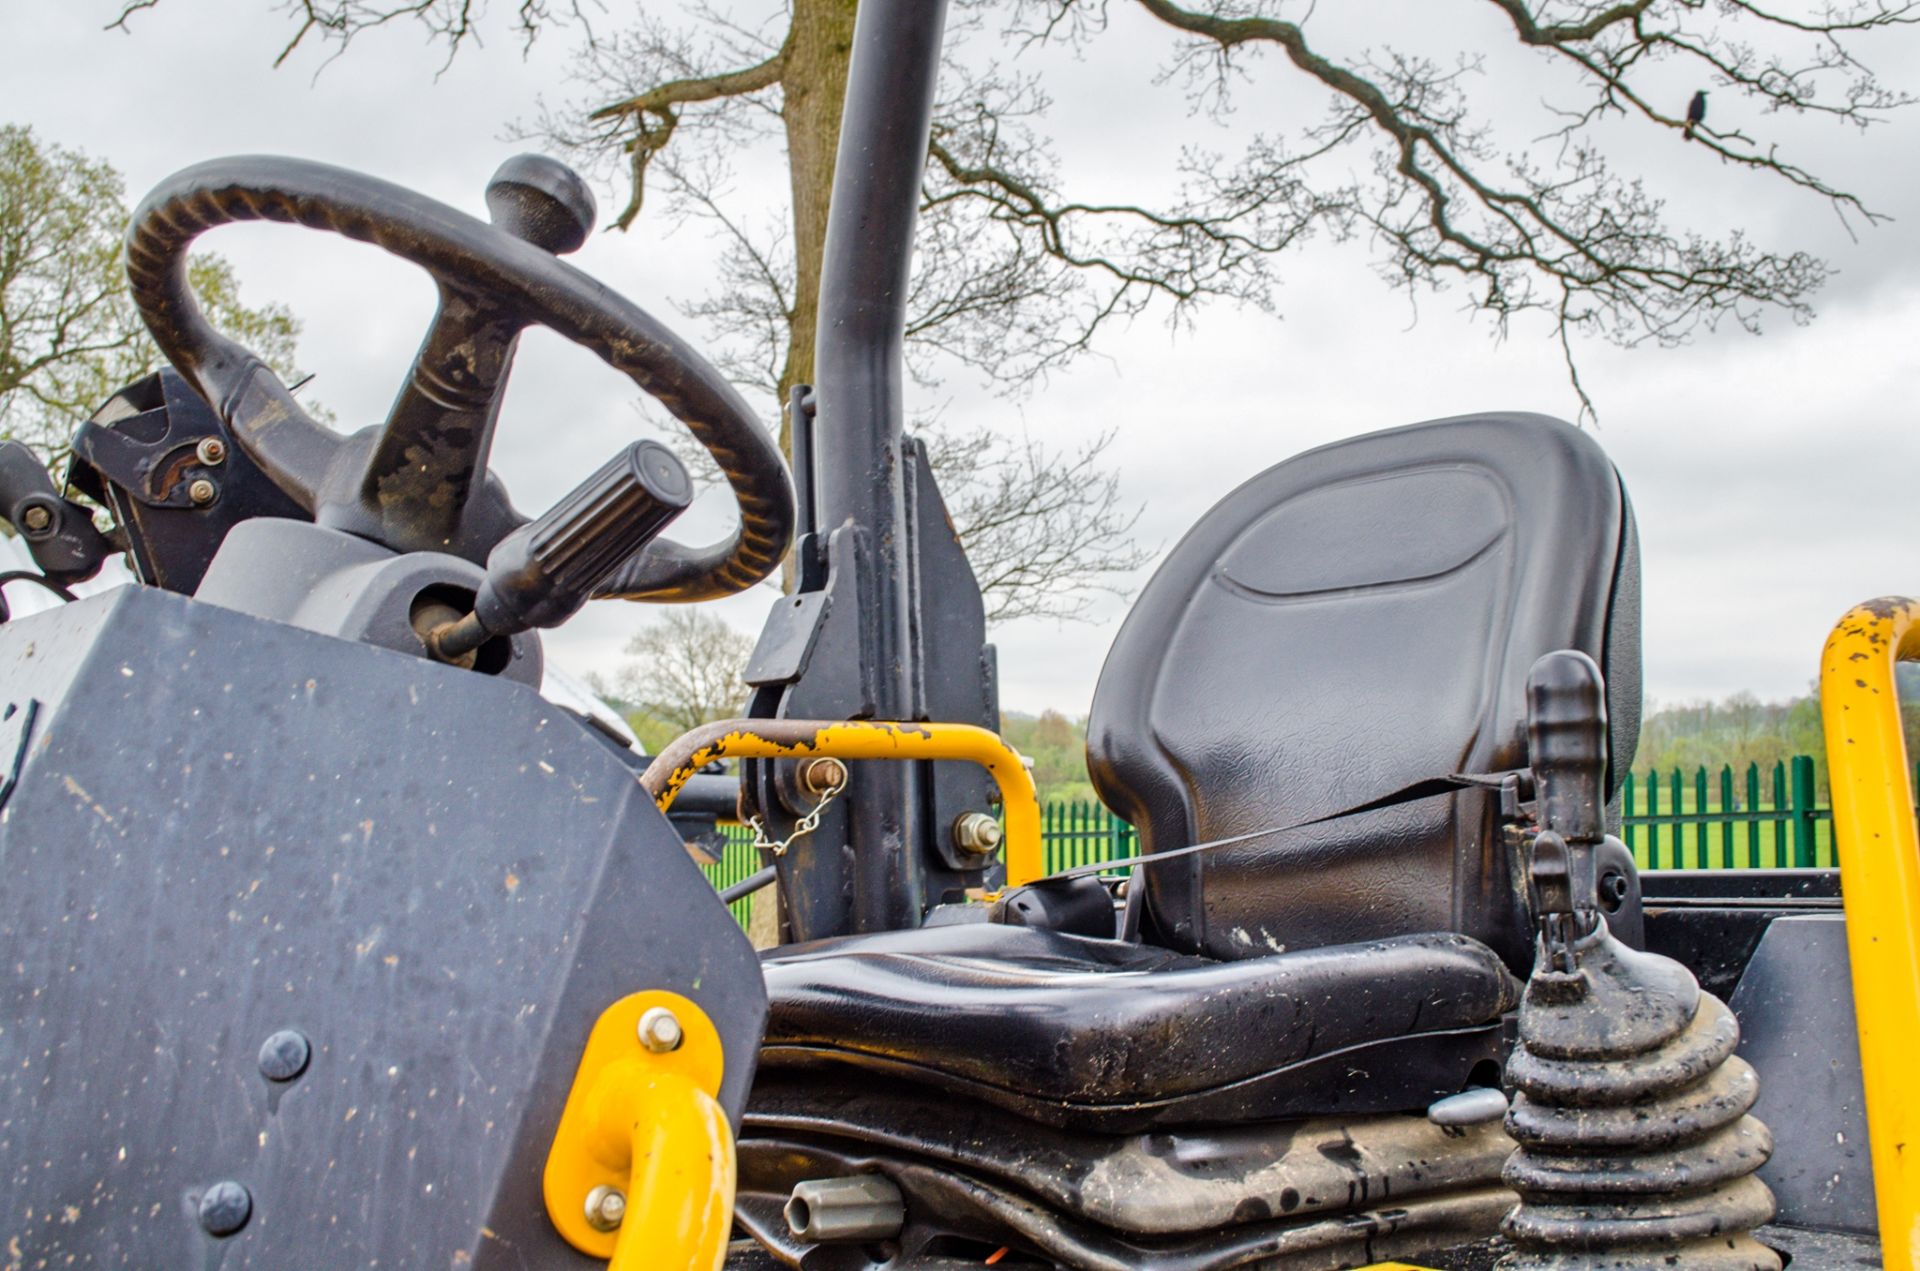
[610,609,756,733]
[921,422,1148,623]
[113,0,1916,449]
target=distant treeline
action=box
[1004,668,1920,809]
[1632,665,1920,800]
[1000,710,1098,806]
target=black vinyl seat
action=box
[1088,412,1640,971]
[755,413,1640,1128]
[759,923,1518,1130]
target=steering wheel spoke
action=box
[341,284,527,556]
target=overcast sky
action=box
[6,1,1920,723]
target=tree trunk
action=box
[776,0,858,446]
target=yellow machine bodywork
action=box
[1821,597,1920,1269]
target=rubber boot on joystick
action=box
[1499,651,1780,1271]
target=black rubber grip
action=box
[1526,649,1608,844]
[475,441,692,635]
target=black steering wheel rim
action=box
[124,155,793,601]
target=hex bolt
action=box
[637,1006,683,1054]
[952,811,1003,856]
[18,504,51,533]
[799,756,848,799]
[785,1174,906,1244]
[257,1029,311,1083]
[197,1180,253,1238]
[583,1184,626,1232]
[195,437,227,466]
[187,478,218,507]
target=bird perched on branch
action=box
[1685,90,1708,142]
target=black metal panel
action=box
[1730,915,1876,1234]
[1640,873,1844,1002]
[1641,868,1842,902]
[744,592,829,687]
[745,525,880,941]
[903,437,1004,881]
[0,588,765,1266]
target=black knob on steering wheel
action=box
[123,154,793,601]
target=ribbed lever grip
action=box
[474,440,692,637]
[1525,649,1608,846]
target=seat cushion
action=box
[759,922,1520,1130]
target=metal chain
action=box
[747,777,845,858]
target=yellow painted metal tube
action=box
[1820,597,1920,1270]
[612,1071,734,1271]
[544,991,735,1271]
[640,718,1043,886]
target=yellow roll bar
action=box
[1819,597,1920,1269]
[640,718,1043,886]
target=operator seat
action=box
[754,412,1641,1131]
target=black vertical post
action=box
[811,0,952,931]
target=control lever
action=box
[0,441,113,585]
[424,440,691,666]
[1523,649,1609,968]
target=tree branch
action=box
[587,45,788,122]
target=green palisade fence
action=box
[701,830,762,927]
[1039,799,1141,875]
[703,755,1920,923]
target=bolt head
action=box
[637,1006,684,1054]
[953,811,1004,855]
[195,437,227,466]
[18,504,51,533]
[584,1184,627,1232]
[257,1029,311,1082]
[187,478,217,506]
[197,1180,252,1237]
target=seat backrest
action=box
[1087,413,1640,971]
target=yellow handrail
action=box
[1819,597,1920,1269]
[640,718,1043,886]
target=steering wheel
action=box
[123,154,793,602]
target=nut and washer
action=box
[637,1006,684,1054]
[952,811,1004,856]
[187,478,218,506]
[195,437,228,466]
[584,1184,627,1232]
[18,505,51,533]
